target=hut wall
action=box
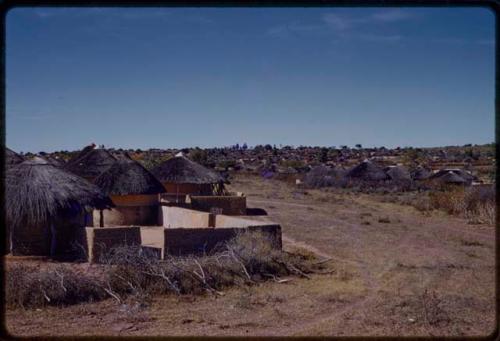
[92,194,161,226]
[11,221,51,256]
[189,195,247,215]
[163,182,213,196]
[53,211,88,260]
[110,194,159,207]
[93,206,160,226]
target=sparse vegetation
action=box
[6,231,323,309]
[429,186,495,225]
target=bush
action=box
[5,264,106,309]
[6,231,324,309]
[429,186,495,225]
[101,231,319,301]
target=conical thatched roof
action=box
[151,155,224,184]
[304,165,346,188]
[39,155,65,167]
[6,158,113,226]
[385,165,411,181]
[411,166,431,180]
[68,143,96,164]
[94,159,166,196]
[346,160,388,181]
[6,147,25,165]
[65,147,117,180]
[430,169,475,182]
[112,151,133,161]
[435,171,467,184]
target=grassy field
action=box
[5,174,495,337]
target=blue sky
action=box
[6,7,495,153]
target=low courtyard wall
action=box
[163,224,281,256]
[86,226,141,263]
[161,206,214,228]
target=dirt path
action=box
[239,176,495,336]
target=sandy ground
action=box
[5,174,496,337]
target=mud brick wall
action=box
[215,215,261,228]
[161,206,213,228]
[93,206,160,227]
[164,224,281,256]
[86,226,141,263]
[189,196,247,216]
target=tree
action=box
[254,145,264,153]
[355,144,362,149]
[242,143,248,150]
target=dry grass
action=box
[373,186,495,226]
[5,231,324,310]
[429,186,495,225]
[5,263,106,309]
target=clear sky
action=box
[6,7,495,153]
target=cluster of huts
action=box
[299,159,479,189]
[5,145,270,261]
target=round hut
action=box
[346,160,389,181]
[65,145,117,183]
[5,147,25,166]
[432,170,467,187]
[384,165,411,182]
[429,169,472,187]
[151,154,225,201]
[93,159,166,226]
[5,158,112,258]
[411,166,432,181]
[304,165,346,188]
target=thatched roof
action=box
[112,151,133,160]
[151,155,224,184]
[346,160,389,181]
[411,166,431,180]
[6,147,25,165]
[430,169,475,182]
[385,165,411,181]
[68,143,96,164]
[6,158,113,226]
[434,171,467,184]
[304,165,346,188]
[39,155,65,167]
[65,147,117,179]
[94,159,166,196]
